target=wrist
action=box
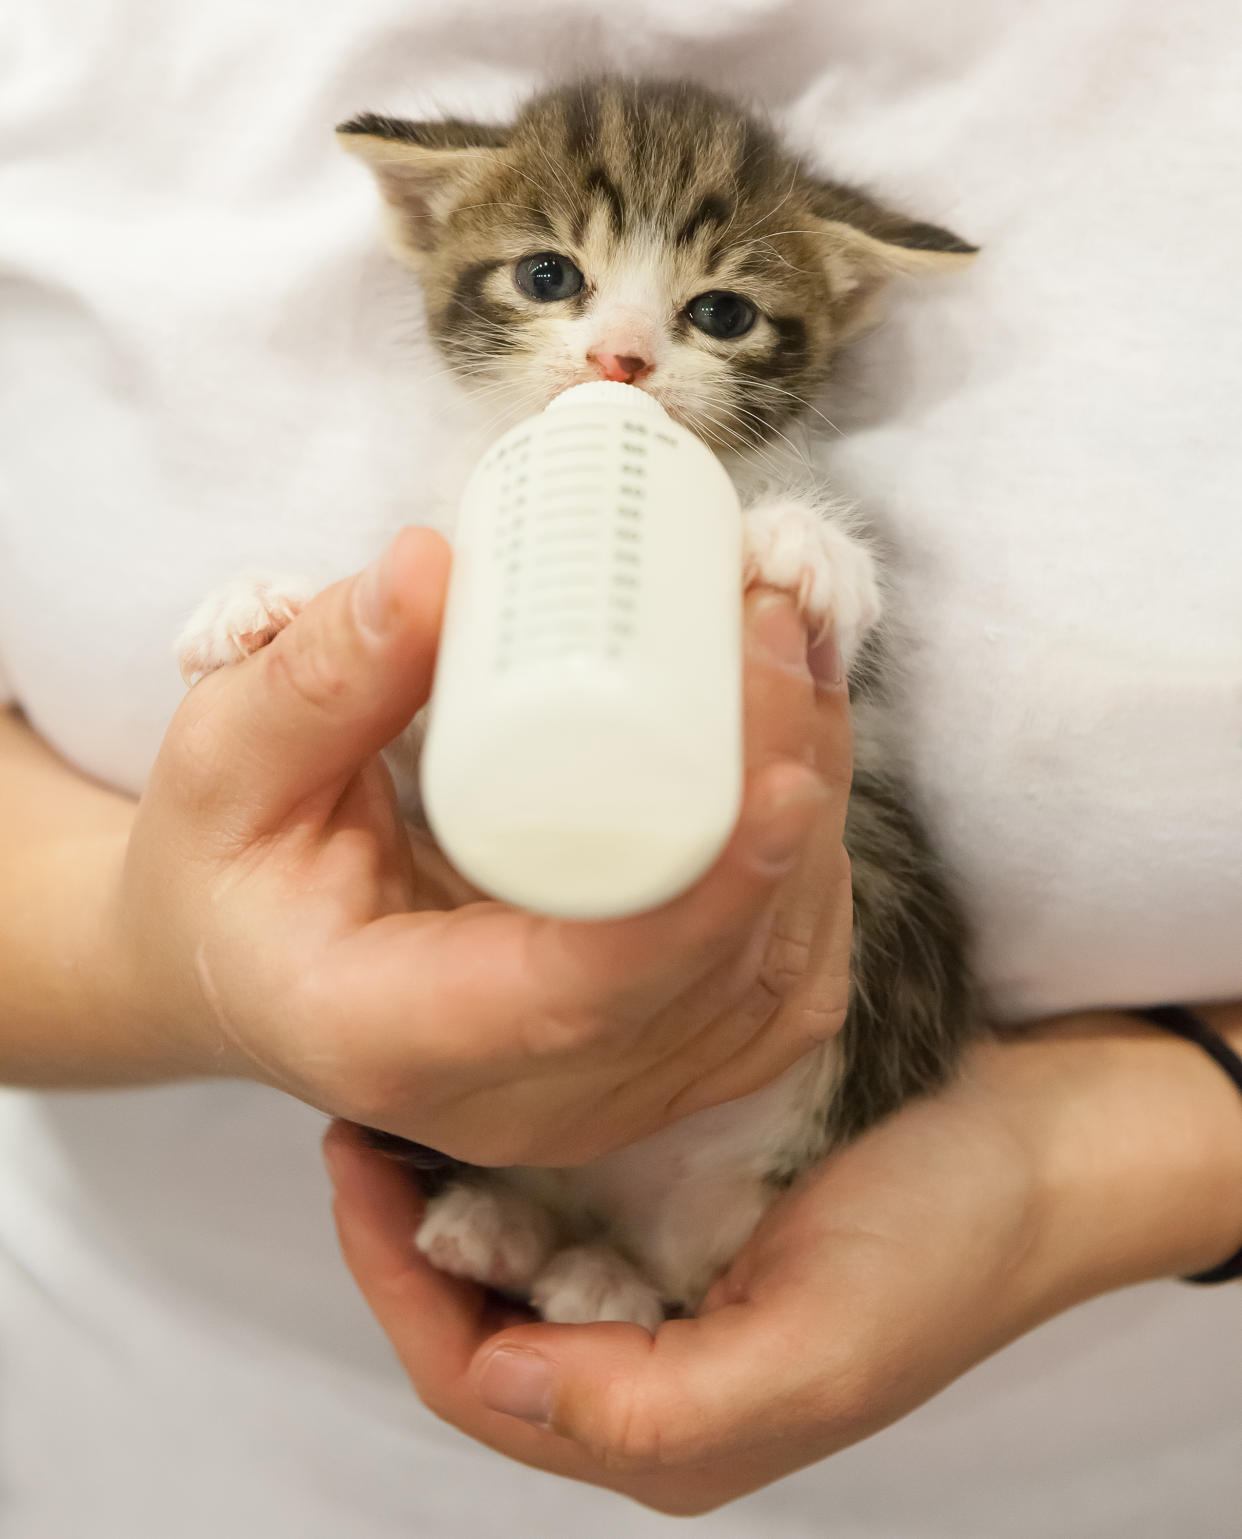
[13,817,237,1087]
[106,840,238,1084]
[993,1011,1242,1314]
[0,710,240,1087]
[87,828,201,1080]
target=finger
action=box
[583,597,857,1118]
[166,527,450,836]
[735,610,856,1050]
[742,587,818,771]
[467,1296,822,1479]
[324,1121,485,1382]
[661,614,857,1105]
[741,585,854,817]
[748,655,855,1049]
[653,846,854,1125]
[324,1122,538,1391]
[804,629,853,801]
[323,1122,601,1478]
[337,755,829,1084]
[341,589,842,1039]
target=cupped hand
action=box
[114,527,855,1164]
[325,1007,1242,1514]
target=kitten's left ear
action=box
[336,112,509,257]
[810,180,979,341]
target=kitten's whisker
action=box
[445,305,518,338]
[730,165,800,244]
[696,396,798,478]
[745,380,844,437]
[690,401,772,463]
[528,140,581,229]
[760,239,811,276]
[449,200,561,221]
[727,403,813,470]
[734,229,824,245]
[417,355,544,435]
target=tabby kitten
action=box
[178,77,978,1329]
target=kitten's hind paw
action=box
[742,500,881,666]
[531,1244,665,1333]
[416,1182,557,1294]
[176,572,314,685]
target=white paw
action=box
[531,1245,665,1332]
[416,1183,557,1293]
[742,501,881,663]
[176,572,315,685]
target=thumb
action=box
[470,1308,796,1473]
[178,527,450,834]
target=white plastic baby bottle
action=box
[420,380,743,920]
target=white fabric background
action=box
[1,1,1240,1534]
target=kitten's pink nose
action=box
[588,350,653,384]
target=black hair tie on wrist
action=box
[1133,1004,1242,1285]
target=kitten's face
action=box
[340,80,975,451]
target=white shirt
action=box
[1,2,1239,1534]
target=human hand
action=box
[112,527,854,1163]
[325,1006,1242,1513]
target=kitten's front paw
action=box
[531,1244,665,1332]
[416,1183,557,1293]
[742,501,881,665]
[176,572,315,685]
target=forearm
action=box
[999,1003,1242,1317]
[0,709,186,1084]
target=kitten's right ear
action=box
[807,177,979,343]
[336,113,509,256]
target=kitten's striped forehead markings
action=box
[335,81,975,447]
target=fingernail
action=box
[749,592,809,675]
[753,768,829,873]
[807,631,846,691]
[477,1347,555,1426]
[354,542,396,639]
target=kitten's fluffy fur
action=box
[179,78,978,1328]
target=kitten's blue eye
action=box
[514,252,584,302]
[686,291,757,340]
